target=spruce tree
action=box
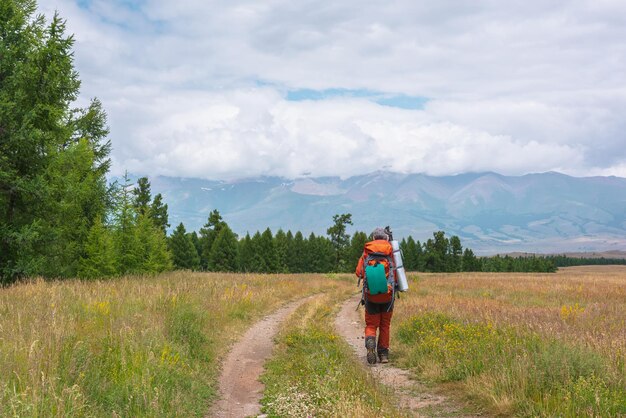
[288,231,306,273]
[169,223,200,270]
[41,139,109,277]
[449,235,463,272]
[249,231,267,272]
[199,209,225,270]
[112,173,141,274]
[136,213,172,273]
[79,216,116,279]
[348,231,368,271]
[462,248,479,271]
[208,225,239,272]
[0,4,110,282]
[238,232,253,272]
[259,228,279,273]
[274,229,289,273]
[403,236,419,271]
[150,193,169,234]
[133,177,151,215]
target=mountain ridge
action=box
[136,171,626,254]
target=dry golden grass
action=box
[393,265,626,416]
[0,272,345,417]
[398,266,625,365]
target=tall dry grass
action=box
[394,266,626,416]
[0,272,345,417]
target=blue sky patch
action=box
[285,88,428,109]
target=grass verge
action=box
[261,292,407,418]
[396,312,626,417]
[0,272,345,417]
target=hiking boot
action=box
[378,351,389,364]
[365,336,377,365]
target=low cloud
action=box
[37,0,626,179]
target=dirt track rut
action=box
[335,293,479,417]
[210,297,312,418]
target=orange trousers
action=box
[365,309,393,350]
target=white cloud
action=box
[37,0,626,179]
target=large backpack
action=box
[361,251,396,308]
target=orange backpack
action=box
[357,241,396,306]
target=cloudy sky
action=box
[39,0,626,179]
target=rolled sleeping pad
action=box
[390,239,409,292]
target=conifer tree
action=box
[199,209,226,269]
[449,235,463,272]
[274,229,289,273]
[0,4,110,282]
[208,225,239,272]
[79,216,117,279]
[462,248,479,271]
[150,193,169,234]
[169,223,200,270]
[249,231,268,272]
[136,213,172,273]
[133,177,151,216]
[40,139,109,277]
[112,174,141,274]
[403,236,419,271]
[189,230,202,260]
[259,228,279,273]
[287,231,306,273]
[238,232,253,272]
[348,231,368,270]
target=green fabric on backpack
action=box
[365,264,388,295]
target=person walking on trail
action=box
[355,227,397,365]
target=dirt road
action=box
[335,293,478,417]
[210,297,312,418]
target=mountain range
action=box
[143,171,626,254]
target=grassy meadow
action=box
[1,266,624,417]
[0,272,347,417]
[393,266,626,417]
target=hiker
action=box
[355,227,397,364]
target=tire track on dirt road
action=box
[210,296,315,418]
[335,293,482,417]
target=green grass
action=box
[396,312,626,417]
[260,293,407,418]
[0,272,346,417]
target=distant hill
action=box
[139,171,626,254]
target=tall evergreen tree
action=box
[149,193,169,234]
[449,235,463,272]
[348,231,368,270]
[238,232,253,272]
[403,236,419,271]
[248,231,267,272]
[287,231,306,273]
[259,228,279,273]
[169,223,200,270]
[40,139,109,277]
[132,177,151,215]
[274,229,289,273]
[79,216,116,279]
[199,209,225,270]
[0,4,110,282]
[208,225,239,272]
[112,173,141,275]
[135,213,172,273]
[462,248,480,271]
